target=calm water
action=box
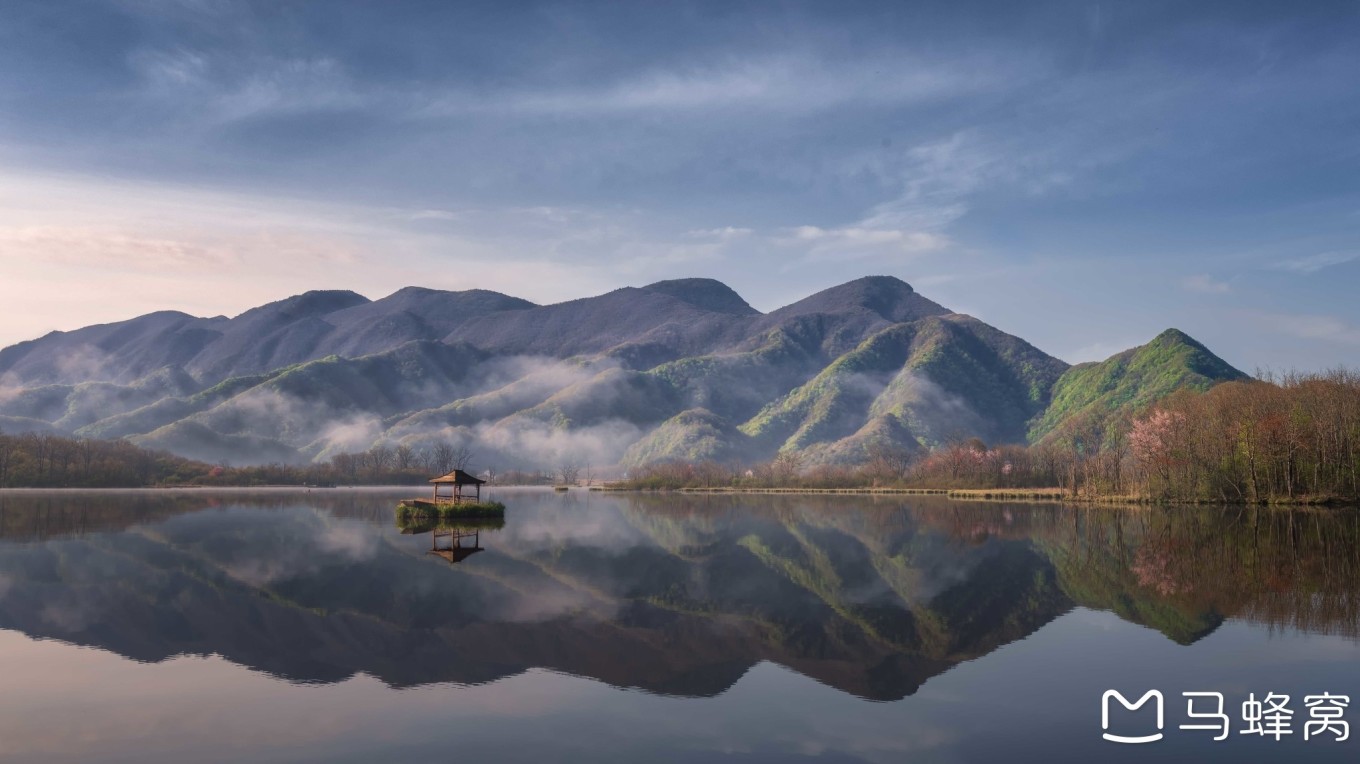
[0,488,1357,763]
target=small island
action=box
[397,469,506,520]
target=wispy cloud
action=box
[775,132,999,263]
[1274,252,1358,274]
[424,53,1020,118]
[786,225,951,260]
[1248,310,1360,346]
[1065,338,1146,364]
[1181,274,1231,294]
[687,226,752,241]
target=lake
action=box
[0,488,1356,763]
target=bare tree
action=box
[864,442,915,483]
[452,444,474,471]
[583,463,594,486]
[332,452,360,483]
[77,437,97,480]
[0,432,14,487]
[394,444,416,471]
[432,442,456,474]
[367,445,394,476]
[770,450,804,484]
[558,461,581,486]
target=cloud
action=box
[129,44,364,125]
[1181,274,1231,294]
[0,169,711,346]
[1275,252,1358,274]
[129,46,210,87]
[0,225,358,273]
[1248,311,1360,346]
[405,209,460,222]
[687,226,752,241]
[787,225,951,260]
[316,521,379,560]
[313,414,386,458]
[424,53,1013,118]
[774,132,1000,263]
[1065,339,1144,364]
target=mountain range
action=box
[0,276,1246,468]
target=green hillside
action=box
[621,408,749,467]
[741,315,1067,453]
[1029,328,1247,442]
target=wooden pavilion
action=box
[429,469,486,505]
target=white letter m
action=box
[1102,690,1164,744]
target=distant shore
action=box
[590,484,1356,506]
[0,484,1351,507]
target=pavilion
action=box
[428,469,487,504]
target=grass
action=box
[596,483,946,495]
[395,499,506,521]
[396,515,506,533]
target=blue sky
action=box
[0,0,1357,370]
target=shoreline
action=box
[0,484,1351,508]
[591,485,1356,507]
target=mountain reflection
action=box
[0,490,1355,700]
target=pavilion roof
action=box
[429,469,486,485]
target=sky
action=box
[0,0,1357,371]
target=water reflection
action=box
[426,525,487,564]
[0,489,1356,701]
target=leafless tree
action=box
[770,450,804,484]
[0,432,14,486]
[367,445,394,475]
[333,452,360,483]
[864,442,915,483]
[432,442,456,474]
[394,444,416,471]
[558,461,581,486]
[452,444,474,471]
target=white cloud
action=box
[786,225,951,260]
[1249,311,1360,346]
[0,168,775,346]
[771,132,1002,263]
[129,46,210,87]
[424,54,1018,118]
[1275,252,1358,274]
[406,209,460,222]
[687,226,752,241]
[1065,338,1146,364]
[1181,274,1231,294]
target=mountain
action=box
[1028,328,1249,442]
[0,277,1246,468]
[0,288,535,386]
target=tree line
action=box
[4,369,1356,502]
[0,432,485,488]
[0,429,596,488]
[624,370,1360,504]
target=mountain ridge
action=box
[0,277,1246,468]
